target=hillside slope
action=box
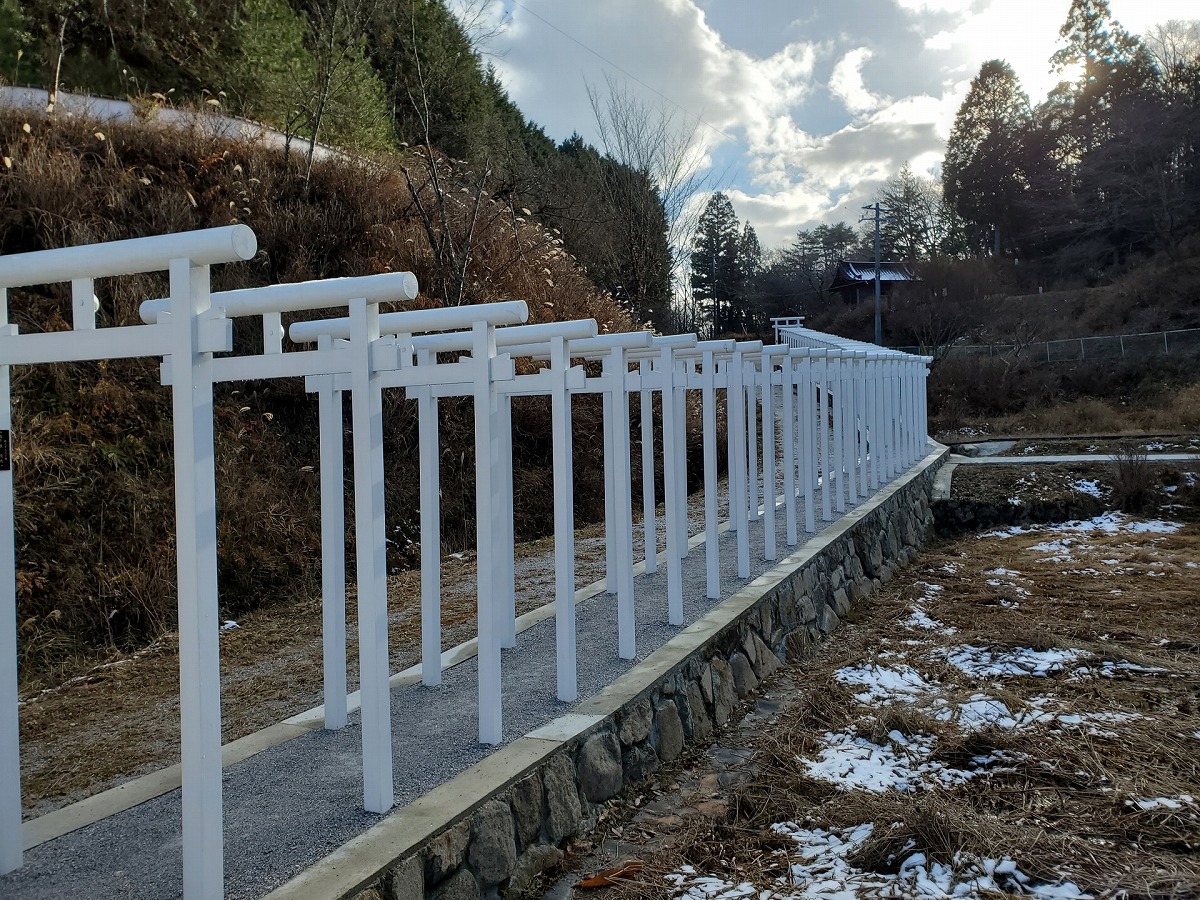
[0,108,636,682]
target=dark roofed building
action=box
[829,260,919,305]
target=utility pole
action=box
[861,203,884,346]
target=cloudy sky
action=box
[453,0,1197,251]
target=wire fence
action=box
[894,327,1200,364]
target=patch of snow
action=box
[725,822,1098,900]
[987,567,1021,577]
[221,620,239,630]
[1072,660,1166,680]
[1072,479,1104,497]
[1145,441,1165,451]
[1126,795,1194,812]
[940,645,1087,679]
[902,608,953,632]
[803,731,1002,793]
[983,513,1182,540]
[957,695,1021,730]
[834,664,931,705]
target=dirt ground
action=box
[548,467,1200,899]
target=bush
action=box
[1109,445,1155,513]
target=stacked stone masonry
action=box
[349,458,941,900]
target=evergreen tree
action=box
[943,60,1032,255]
[690,193,741,337]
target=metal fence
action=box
[894,327,1200,363]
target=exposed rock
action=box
[729,652,758,697]
[508,844,564,896]
[818,605,841,635]
[699,662,714,705]
[543,754,583,843]
[749,632,780,679]
[430,869,480,900]
[618,700,652,746]
[424,819,471,888]
[508,774,544,850]
[623,742,659,781]
[711,657,737,725]
[468,800,517,888]
[578,732,623,802]
[797,595,818,624]
[831,587,850,617]
[653,699,684,762]
[685,681,713,741]
[388,856,423,900]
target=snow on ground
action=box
[982,513,1183,540]
[803,730,1009,792]
[666,823,1093,899]
[833,663,931,705]
[1072,479,1104,497]
[939,644,1087,678]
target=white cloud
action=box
[459,0,1200,252]
[829,48,889,115]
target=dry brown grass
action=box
[594,501,1200,899]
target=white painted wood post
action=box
[701,348,720,598]
[639,359,656,574]
[602,375,616,591]
[498,394,517,649]
[472,321,503,744]
[316,341,348,726]
[605,347,637,660]
[799,351,817,534]
[549,336,578,702]
[729,348,750,579]
[761,351,777,561]
[659,349,684,625]
[746,369,759,524]
[869,354,882,490]
[417,347,443,685]
[0,290,20,876]
[781,350,797,546]
[168,258,225,900]
[830,351,846,514]
[854,351,868,497]
[843,351,857,504]
[674,362,688,561]
[815,350,832,522]
[347,297,394,813]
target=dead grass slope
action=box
[0,108,653,683]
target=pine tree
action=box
[943,60,1032,255]
[690,193,741,337]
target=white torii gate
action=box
[0,226,257,899]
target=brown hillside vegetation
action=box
[0,107,643,685]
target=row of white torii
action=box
[0,227,930,898]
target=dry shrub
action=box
[1,107,637,680]
[1110,444,1155,512]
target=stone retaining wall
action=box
[345,453,944,900]
[933,495,1104,533]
